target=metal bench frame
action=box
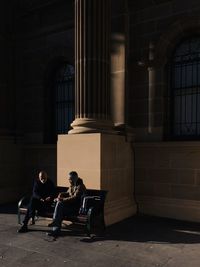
[18,187,107,236]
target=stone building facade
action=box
[1,0,200,224]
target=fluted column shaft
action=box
[69,0,113,134]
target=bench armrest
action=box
[17,195,31,224]
[79,196,102,215]
[18,195,31,209]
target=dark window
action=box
[171,37,200,139]
[55,63,75,134]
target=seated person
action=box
[47,171,86,237]
[18,170,56,233]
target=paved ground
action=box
[0,204,200,267]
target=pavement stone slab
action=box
[0,204,200,267]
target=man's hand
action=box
[45,197,51,202]
[57,194,64,201]
[40,198,45,202]
[53,194,63,202]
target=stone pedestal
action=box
[57,133,137,225]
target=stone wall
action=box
[128,0,200,141]
[0,1,15,134]
[23,144,57,193]
[12,0,74,188]
[135,142,200,222]
[130,1,200,222]
[0,1,75,204]
[15,0,74,143]
[0,1,24,204]
[0,138,24,204]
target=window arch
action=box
[171,37,200,139]
[54,63,75,134]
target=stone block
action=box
[135,181,155,196]
[111,0,127,16]
[139,3,173,22]
[130,21,156,36]
[57,134,101,189]
[135,168,147,182]
[170,149,200,169]
[172,0,200,13]
[137,196,200,222]
[130,114,148,128]
[57,133,137,225]
[147,169,179,184]
[195,171,200,185]
[132,99,148,114]
[153,183,171,198]
[171,185,200,201]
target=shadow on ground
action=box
[104,215,200,245]
[1,203,200,245]
[30,215,200,245]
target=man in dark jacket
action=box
[47,171,86,237]
[18,170,56,233]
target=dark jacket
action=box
[32,179,56,200]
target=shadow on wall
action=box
[0,203,18,215]
[24,144,57,188]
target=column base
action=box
[68,118,114,134]
[57,133,137,225]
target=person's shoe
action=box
[48,221,57,227]
[17,224,28,233]
[46,230,60,237]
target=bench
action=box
[17,186,108,236]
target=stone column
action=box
[148,42,156,134]
[69,0,113,134]
[110,0,129,132]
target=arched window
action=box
[171,37,200,139]
[54,63,75,134]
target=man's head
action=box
[68,171,78,186]
[39,171,48,184]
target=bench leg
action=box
[86,209,93,236]
[99,213,106,234]
[18,210,22,225]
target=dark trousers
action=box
[52,201,80,232]
[23,197,52,225]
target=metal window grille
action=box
[55,64,75,134]
[171,37,200,139]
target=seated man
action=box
[18,170,56,233]
[47,171,86,237]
